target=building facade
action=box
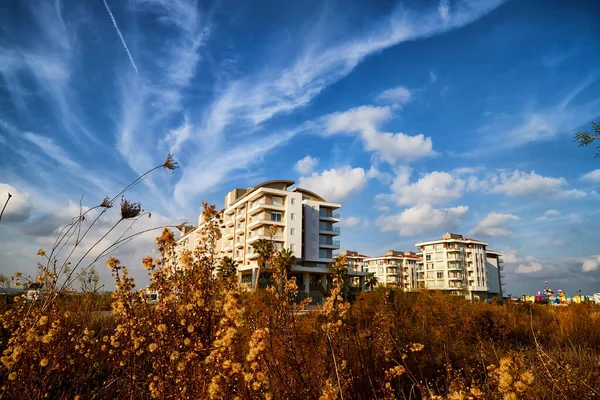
[415,233,504,300]
[485,250,504,300]
[177,180,363,302]
[339,250,369,288]
[363,250,421,290]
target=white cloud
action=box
[378,86,412,106]
[535,209,561,222]
[581,169,600,182]
[500,249,519,263]
[394,171,465,206]
[0,183,32,223]
[489,170,586,198]
[325,106,436,164]
[470,212,519,237]
[366,166,392,183]
[298,166,367,202]
[515,261,543,274]
[377,203,468,236]
[294,155,319,175]
[429,71,437,83]
[163,117,192,154]
[438,0,450,23]
[341,216,361,228]
[582,256,600,272]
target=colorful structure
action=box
[522,281,590,305]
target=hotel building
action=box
[178,180,364,302]
[363,250,421,290]
[415,233,504,300]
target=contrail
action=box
[102,0,141,77]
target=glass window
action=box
[291,198,296,205]
[437,272,444,279]
[272,196,283,206]
[290,244,295,251]
[290,228,296,235]
[271,212,282,222]
[311,234,316,241]
[291,212,296,220]
[425,254,431,261]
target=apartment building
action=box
[363,250,421,290]
[339,250,369,288]
[177,180,357,302]
[415,233,504,300]
[485,250,504,300]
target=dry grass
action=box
[1,162,598,398]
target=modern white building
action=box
[363,250,421,290]
[485,250,504,301]
[415,233,504,300]
[177,180,360,302]
[339,250,369,288]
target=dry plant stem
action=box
[325,328,344,400]
[0,192,12,223]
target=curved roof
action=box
[253,179,295,191]
[292,187,325,202]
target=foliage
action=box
[574,121,600,158]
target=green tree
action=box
[274,248,296,279]
[218,256,238,279]
[365,272,379,291]
[574,122,600,157]
[251,238,274,291]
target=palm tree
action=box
[251,239,273,291]
[219,256,238,279]
[275,248,296,279]
[365,272,379,291]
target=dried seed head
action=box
[100,197,112,209]
[120,198,142,219]
[163,154,178,171]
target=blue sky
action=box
[1,0,600,296]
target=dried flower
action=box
[163,154,178,171]
[40,358,49,367]
[120,198,142,219]
[100,197,112,209]
[37,249,46,257]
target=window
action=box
[425,254,431,261]
[271,212,282,222]
[291,212,296,220]
[290,228,296,235]
[436,272,444,279]
[312,219,317,227]
[378,268,384,274]
[291,198,296,205]
[435,253,443,261]
[272,196,283,206]
[311,234,316,241]
[290,244,295,251]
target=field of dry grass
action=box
[1,207,599,399]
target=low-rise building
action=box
[364,250,421,290]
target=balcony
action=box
[235,225,245,234]
[247,213,285,229]
[319,240,340,249]
[320,226,340,236]
[222,244,233,252]
[319,212,341,221]
[236,211,245,221]
[247,252,259,260]
[247,233,284,244]
[448,275,463,280]
[223,229,234,240]
[235,241,244,249]
[248,198,285,215]
[225,218,234,227]
[386,268,399,275]
[447,263,462,270]
[447,247,462,252]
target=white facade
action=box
[339,250,369,288]
[416,233,492,299]
[364,250,420,290]
[176,180,345,301]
